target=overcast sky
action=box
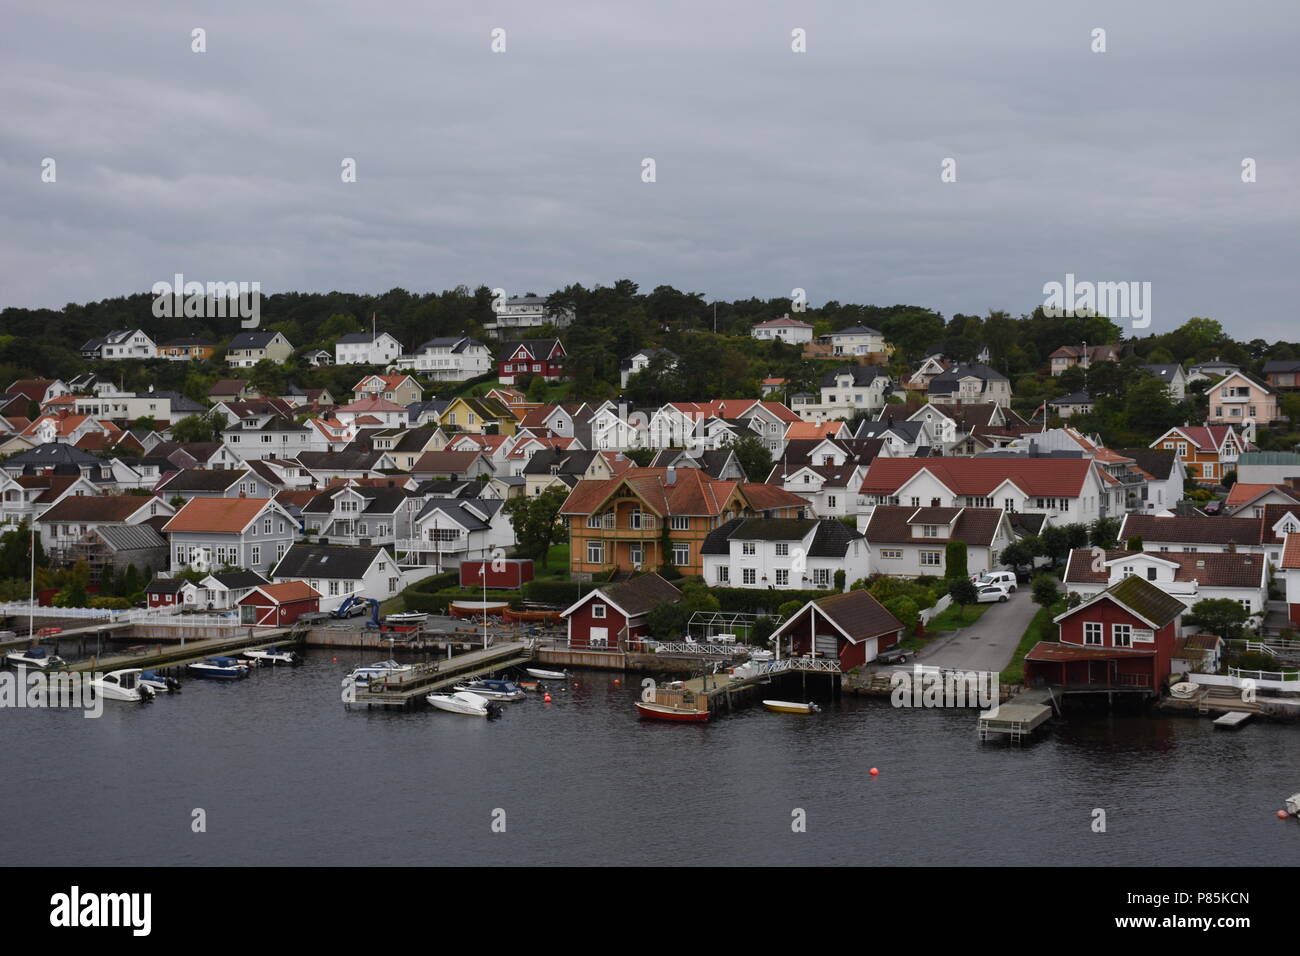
[2,1,1297,341]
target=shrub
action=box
[883,596,920,632]
[89,596,130,610]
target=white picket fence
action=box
[0,601,239,628]
[919,595,954,625]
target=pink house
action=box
[1206,371,1282,429]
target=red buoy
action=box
[870,767,879,776]
[1279,810,1290,819]
[543,694,552,703]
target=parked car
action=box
[975,584,1011,604]
[876,646,912,665]
[973,570,1017,591]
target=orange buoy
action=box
[331,657,337,662]
[1279,810,1290,819]
[870,768,879,776]
[543,694,552,703]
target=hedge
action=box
[710,586,832,615]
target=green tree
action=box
[170,414,215,443]
[1185,598,1251,641]
[883,596,920,633]
[1089,517,1120,550]
[948,578,979,621]
[501,485,570,568]
[724,432,774,483]
[1000,540,1034,577]
[944,540,969,581]
[1031,574,1060,608]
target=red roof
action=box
[242,581,320,604]
[162,497,277,534]
[860,457,1094,497]
[560,467,809,518]
[1283,533,1300,570]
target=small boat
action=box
[635,701,711,722]
[187,656,251,680]
[748,649,775,662]
[341,659,413,686]
[242,647,301,666]
[1286,793,1300,817]
[139,670,181,693]
[525,667,567,681]
[88,669,155,703]
[454,679,526,701]
[382,612,428,629]
[6,647,66,669]
[426,690,502,717]
[763,700,821,715]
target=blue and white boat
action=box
[6,646,66,669]
[341,659,413,687]
[453,679,527,701]
[187,656,250,680]
[139,670,182,693]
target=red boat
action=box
[635,701,711,723]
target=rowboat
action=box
[525,668,567,681]
[763,700,820,715]
[635,701,710,722]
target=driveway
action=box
[910,588,1039,673]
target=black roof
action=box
[271,544,386,580]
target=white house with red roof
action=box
[1062,547,1270,620]
[332,396,410,429]
[750,315,814,344]
[858,456,1112,528]
[351,374,423,406]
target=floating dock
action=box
[1213,710,1252,729]
[978,687,1054,743]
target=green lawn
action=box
[923,601,991,633]
[1000,601,1064,685]
[533,543,570,580]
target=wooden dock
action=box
[978,687,1054,743]
[345,641,533,708]
[63,628,300,674]
[1213,710,1252,729]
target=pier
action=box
[344,641,534,708]
[648,657,842,716]
[63,627,302,674]
[978,686,1055,744]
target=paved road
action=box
[911,588,1040,673]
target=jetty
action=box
[344,641,533,708]
[978,686,1054,744]
[646,657,841,717]
[1213,711,1252,730]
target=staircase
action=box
[1198,685,1262,715]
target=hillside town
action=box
[2,287,1300,718]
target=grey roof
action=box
[271,544,386,580]
[701,517,860,558]
[302,486,412,515]
[820,365,888,388]
[211,570,269,589]
[522,449,600,476]
[414,497,502,529]
[830,324,883,336]
[229,331,282,349]
[96,524,167,553]
[158,468,248,492]
[145,577,184,594]
[336,332,393,344]
[853,419,925,442]
[418,336,485,353]
[1263,360,1300,373]
[1141,364,1183,382]
[5,443,106,469]
[414,479,482,498]
[150,390,207,414]
[297,451,387,471]
[928,363,1008,393]
[808,519,864,558]
[1051,391,1093,405]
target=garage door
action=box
[814,633,838,658]
[589,627,608,648]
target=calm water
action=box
[2,649,1298,866]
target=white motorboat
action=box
[242,647,301,666]
[426,690,501,717]
[341,659,413,686]
[382,612,427,627]
[525,668,568,681]
[88,669,156,703]
[1286,793,1300,817]
[6,647,66,669]
[454,679,526,701]
[747,649,774,662]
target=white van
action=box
[974,570,1017,591]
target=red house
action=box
[1024,575,1184,695]
[560,573,682,651]
[498,339,567,385]
[770,590,904,670]
[145,578,183,608]
[238,581,321,626]
[460,558,534,590]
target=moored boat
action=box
[6,647,66,669]
[454,679,526,701]
[635,701,711,722]
[763,699,820,715]
[426,690,502,717]
[525,667,567,681]
[88,668,155,703]
[242,647,301,666]
[187,656,250,680]
[139,670,181,693]
[1285,792,1300,817]
[341,659,413,686]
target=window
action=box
[329,581,340,596]
[923,525,938,537]
[592,604,606,619]
[670,516,689,531]
[827,495,837,509]
[1083,622,1103,645]
[813,568,830,586]
[587,515,602,529]
[672,544,689,565]
[251,545,260,565]
[586,542,604,563]
[880,550,903,560]
[742,568,756,585]
[716,566,730,584]
[742,542,756,556]
[263,518,272,534]
[775,569,789,587]
[1146,567,1157,580]
[1112,624,1132,648]
[775,543,790,556]
[920,551,942,567]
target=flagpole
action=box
[29,522,35,640]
